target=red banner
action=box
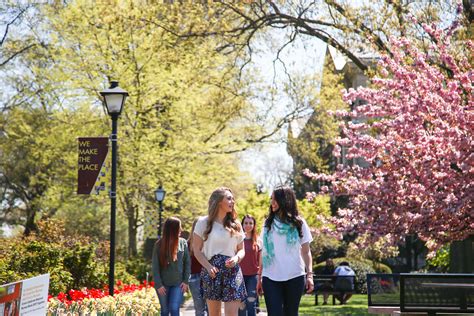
[77,137,109,194]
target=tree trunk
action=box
[449,235,474,273]
[23,207,38,236]
[128,214,138,257]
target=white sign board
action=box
[0,273,49,316]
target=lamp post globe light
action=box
[154,186,166,237]
[100,81,128,296]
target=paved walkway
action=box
[180,298,267,315]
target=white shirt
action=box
[335,265,355,276]
[260,217,313,281]
[194,216,245,260]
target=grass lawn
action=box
[260,294,374,316]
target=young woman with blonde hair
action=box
[193,187,246,316]
[152,217,190,316]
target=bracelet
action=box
[306,272,313,275]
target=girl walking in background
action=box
[152,217,191,316]
[193,187,247,316]
[188,219,208,316]
[238,214,261,316]
[257,185,314,316]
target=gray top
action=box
[152,237,190,288]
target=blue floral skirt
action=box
[200,254,247,302]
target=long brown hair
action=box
[265,185,303,238]
[188,219,198,256]
[158,217,181,269]
[203,187,241,241]
[242,214,258,250]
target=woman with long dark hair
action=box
[193,187,246,316]
[152,217,190,316]
[238,214,261,316]
[257,185,314,316]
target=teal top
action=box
[152,237,190,288]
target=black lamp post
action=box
[100,81,128,296]
[154,186,166,237]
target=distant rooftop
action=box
[327,45,379,72]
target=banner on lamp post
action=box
[78,137,109,194]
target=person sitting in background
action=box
[320,258,335,305]
[333,261,355,305]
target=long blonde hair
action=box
[203,187,240,241]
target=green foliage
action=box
[287,62,348,198]
[236,189,271,230]
[298,195,343,260]
[0,0,266,256]
[371,262,393,274]
[426,245,450,272]
[1,237,75,294]
[0,219,138,295]
[314,257,391,294]
[62,243,108,289]
[124,257,151,283]
[298,195,331,228]
[28,1,260,255]
[346,234,400,262]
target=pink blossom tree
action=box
[305,23,473,254]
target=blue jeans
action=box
[189,273,207,316]
[262,275,305,316]
[157,285,184,316]
[238,275,258,316]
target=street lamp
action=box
[100,81,128,296]
[154,186,166,237]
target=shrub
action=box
[0,219,138,295]
[125,256,152,282]
[426,245,450,272]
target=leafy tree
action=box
[40,1,259,256]
[152,1,469,72]
[0,2,37,70]
[1,1,301,256]
[288,58,348,198]
[305,22,473,254]
[236,188,271,229]
[0,105,103,235]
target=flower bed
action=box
[48,281,160,315]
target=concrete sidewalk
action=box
[180,298,267,315]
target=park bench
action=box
[400,273,474,315]
[367,273,401,315]
[367,273,474,315]
[313,275,355,305]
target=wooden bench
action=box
[313,275,355,305]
